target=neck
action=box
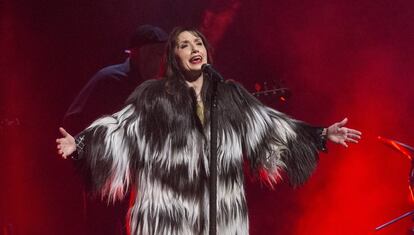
[185,73,204,97]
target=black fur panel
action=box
[283,122,322,186]
[81,126,114,193]
[150,157,207,200]
[127,79,200,153]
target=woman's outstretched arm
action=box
[225,81,361,187]
[56,103,138,203]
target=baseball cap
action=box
[128,25,168,49]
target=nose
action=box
[191,47,199,54]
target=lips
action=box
[189,55,202,64]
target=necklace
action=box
[196,92,202,102]
[196,99,205,125]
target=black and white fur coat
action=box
[75,77,326,235]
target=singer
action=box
[56,26,361,235]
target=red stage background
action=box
[1,0,414,234]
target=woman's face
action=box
[174,31,208,78]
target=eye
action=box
[196,42,203,46]
[179,44,188,49]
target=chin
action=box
[184,70,203,81]
[192,64,203,70]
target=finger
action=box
[337,118,348,127]
[347,133,361,139]
[341,140,349,148]
[59,127,69,137]
[348,129,362,135]
[346,138,359,144]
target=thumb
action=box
[337,117,348,127]
[59,127,70,137]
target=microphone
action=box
[202,64,224,82]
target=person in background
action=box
[63,24,168,134]
[62,25,168,235]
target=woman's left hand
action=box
[326,118,362,148]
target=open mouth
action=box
[189,55,202,64]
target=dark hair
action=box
[163,26,213,81]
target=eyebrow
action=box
[177,37,202,45]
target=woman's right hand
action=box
[56,127,76,159]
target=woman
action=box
[57,27,361,235]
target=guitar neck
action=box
[252,87,290,97]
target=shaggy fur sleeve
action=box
[73,80,162,203]
[75,103,138,203]
[224,81,326,187]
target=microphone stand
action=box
[205,69,224,235]
[376,137,414,233]
[375,210,414,231]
